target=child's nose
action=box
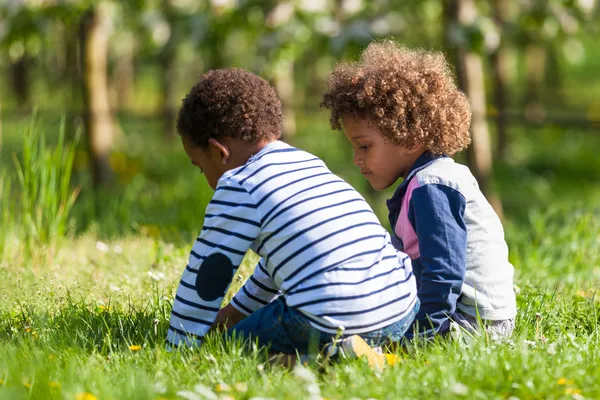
[353,152,363,167]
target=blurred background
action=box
[0,0,599,251]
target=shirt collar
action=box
[387,151,448,205]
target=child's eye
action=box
[359,145,369,149]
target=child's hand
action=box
[211,303,247,332]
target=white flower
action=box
[147,271,165,281]
[451,382,469,396]
[193,384,219,400]
[109,284,121,292]
[96,241,109,253]
[293,364,317,383]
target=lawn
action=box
[0,114,599,399]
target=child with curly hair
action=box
[167,67,418,367]
[322,40,516,340]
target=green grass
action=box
[1,115,599,399]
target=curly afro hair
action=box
[177,68,282,147]
[321,40,472,156]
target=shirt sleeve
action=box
[167,181,261,347]
[405,183,467,338]
[230,258,281,315]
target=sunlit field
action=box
[0,113,599,399]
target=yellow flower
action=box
[557,377,568,385]
[234,382,248,392]
[76,392,98,400]
[129,345,142,351]
[98,305,108,311]
[215,383,231,392]
[25,327,31,333]
[49,381,61,389]
[565,388,582,395]
[48,354,56,361]
[0,379,4,385]
[385,354,400,366]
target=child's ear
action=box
[208,138,230,164]
[406,143,423,154]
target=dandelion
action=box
[565,388,582,395]
[129,345,142,351]
[385,354,400,366]
[48,381,61,389]
[22,380,31,389]
[557,377,568,385]
[75,392,98,400]
[215,383,231,392]
[25,327,31,333]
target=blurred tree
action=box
[79,4,115,188]
[158,0,178,138]
[515,0,597,121]
[445,0,503,216]
[490,0,513,160]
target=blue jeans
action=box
[226,297,420,354]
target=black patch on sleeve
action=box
[195,252,234,301]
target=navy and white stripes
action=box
[167,141,417,347]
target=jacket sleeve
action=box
[167,181,261,348]
[231,258,281,315]
[406,183,467,338]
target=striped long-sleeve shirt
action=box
[167,140,417,347]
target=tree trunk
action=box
[158,0,178,138]
[491,0,511,161]
[446,0,503,217]
[274,59,296,139]
[114,45,135,112]
[10,56,30,110]
[79,5,114,188]
[523,43,546,122]
[0,92,3,154]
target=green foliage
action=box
[12,117,80,254]
[0,171,11,264]
[0,116,598,398]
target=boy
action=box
[321,41,517,340]
[167,68,418,363]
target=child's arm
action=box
[213,259,280,330]
[230,258,280,316]
[407,183,467,338]
[167,182,261,348]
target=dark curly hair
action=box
[321,40,471,155]
[177,68,282,147]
